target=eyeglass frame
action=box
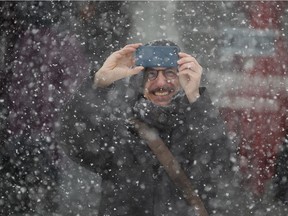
[145,67,178,81]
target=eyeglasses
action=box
[146,68,178,81]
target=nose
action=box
[154,71,167,86]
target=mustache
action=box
[150,86,175,93]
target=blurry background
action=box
[0,1,287,215]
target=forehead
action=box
[146,67,177,71]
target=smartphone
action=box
[135,46,179,67]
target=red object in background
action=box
[220,1,288,196]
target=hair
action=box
[144,39,181,51]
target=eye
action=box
[147,70,158,80]
[165,70,177,78]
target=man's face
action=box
[143,67,181,106]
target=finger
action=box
[124,43,143,48]
[178,52,193,58]
[128,66,144,76]
[117,46,138,56]
[112,43,143,59]
[178,70,199,78]
[178,62,197,72]
[178,71,191,81]
[120,43,143,53]
[178,56,198,65]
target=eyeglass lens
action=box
[147,69,177,81]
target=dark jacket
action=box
[273,133,288,204]
[58,75,238,216]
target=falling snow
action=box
[0,1,288,216]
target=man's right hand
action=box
[94,43,144,88]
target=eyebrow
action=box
[147,67,176,70]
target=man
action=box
[59,40,238,215]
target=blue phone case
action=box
[135,46,179,67]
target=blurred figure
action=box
[273,130,288,204]
[1,1,133,215]
[1,2,88,215]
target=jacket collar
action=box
[132,91,186,131]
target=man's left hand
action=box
[177,52,202,103]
